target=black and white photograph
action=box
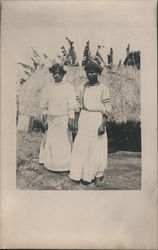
[15,1,142,191]
[1,0,157,248]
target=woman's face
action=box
[86,69,98,84]
[52,71,64,82]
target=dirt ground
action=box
[16,131,141,190]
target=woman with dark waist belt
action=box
[69,58,111,187]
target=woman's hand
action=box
[68,118,74,131]
[43,114,48,131]
[98,124,105,135]
[43,121,48,131]
[73,122,78,134]
[71,112,80,134]
[98,113,107,135]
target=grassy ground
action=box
[16,131,141,190]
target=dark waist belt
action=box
[82,107,101,113]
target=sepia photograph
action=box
[15,1,141,191]
[1,0,157,248]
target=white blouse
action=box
[40,80,75,119]
[75,82,111,115]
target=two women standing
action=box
[39,59,111,187]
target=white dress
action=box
[39,80,75,171]
[69,82,111,182]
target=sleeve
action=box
[100,85,111,115]
[75,85,83,113]
[67,84,76,119]
[39,85,49,115]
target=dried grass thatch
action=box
[17,65,140,124]
[18,65,52,117]
[101,65,140,123]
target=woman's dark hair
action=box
[84,60,102,75]
[49,63,67,75]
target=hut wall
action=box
[107,121,141,152]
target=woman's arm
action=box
[73,111,80,134]
[98,114,108,135]
[98,85,111,135]
[74,111,80,124]
[43,114,48,131]
[67,84,76,131]
[72,85,83,134]
[101,113,108,127]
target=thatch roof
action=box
[18,65,52,117]
[102,65,140,123]
[18,65,140,124]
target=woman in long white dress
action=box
[69,59,111,187]
[39,63,75,172]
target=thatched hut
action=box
[65,65,141,151]
[17,64,141,151]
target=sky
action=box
[1,0,156,77]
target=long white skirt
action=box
[39,115,72,171]
[69,110,108,182]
